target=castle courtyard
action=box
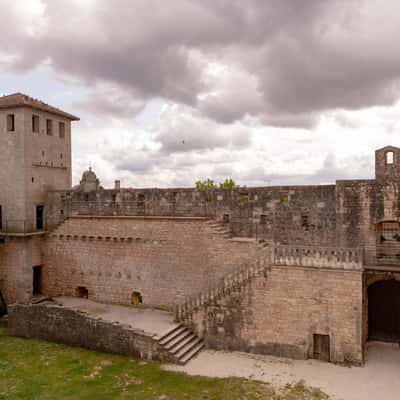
[166,343,400,400]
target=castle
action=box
[1,93,400,365]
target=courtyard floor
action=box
[54,297,178,338]
[52,298,400,399]
[165,341,400,400]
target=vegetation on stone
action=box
[0,327,327,400]
[195,178,236,189]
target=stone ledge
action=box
[68,215,212,221]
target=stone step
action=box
[156,323,182,341]
[175,336,203,360]
[164,329,192,350]
[158,324,185,345]
[178,341,204,365]
[169,334,198,355]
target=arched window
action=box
[380,221,400,241]
[386,151,394,165]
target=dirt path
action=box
[164,341,400,400]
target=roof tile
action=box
[0,93,79,121]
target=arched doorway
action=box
[368,280,400,342]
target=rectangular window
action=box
[301,215,309,227]
[59,122,65,139]
[386,151,394,165]
[46,119,53,136]
[32,115,40,133]
[36,205,44,231]
[7,114,15,132]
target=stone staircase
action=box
[205,219,233,238]
[175,240,272,323]
[157,324,204,365]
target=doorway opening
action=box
[368,279,400,342]
[36,205,44,231]
[313,334,330,362]
[76,286,89,299]
[32,266,42,295]
[132,291,143,306]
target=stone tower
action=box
[375,145,400,181]
[0,93,79,303]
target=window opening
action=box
[381,221,400,242]
[76,286,89,299]
[386,152,394,165]
[36,205,44,231]
[132,291,143,305]
[32,115,40,133]
[301,215,309,228]
[46,119,53,136]
[59,122,65,139]
[7,114,15,132]
[33,266,42,295]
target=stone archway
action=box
[368,279,400,342]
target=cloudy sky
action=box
[1,0,400,188]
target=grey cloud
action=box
[74,89,146,119]
[2,0,400,126]
[152,106,252,154]
[114,158,155,174]
[265,154,373,186]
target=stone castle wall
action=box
[47,184,338,246]
[42,217,261,310]
[186,266,363,364]
[0,236,43,304]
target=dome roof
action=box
[81,167,98,182]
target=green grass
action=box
[0,326,328,400]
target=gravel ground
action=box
[164,341,400,400]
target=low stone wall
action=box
[8,303,173,363]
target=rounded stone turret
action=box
[79,167,101,192]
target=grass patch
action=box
[0,326,327,399]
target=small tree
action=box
[195,178,236,189]
[219,178,236,189]
[195,179,217,190]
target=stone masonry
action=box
[2,94,400,366]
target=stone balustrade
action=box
[273,245,363,270]
[175,247,272,322]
